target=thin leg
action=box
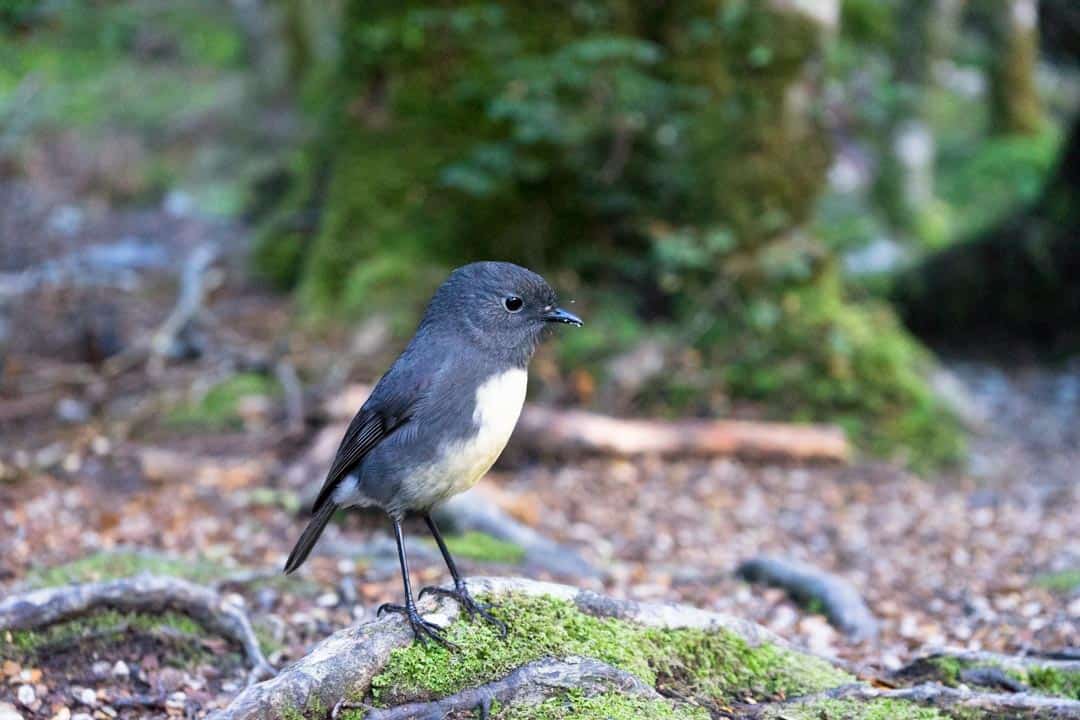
[418,514,508,637]
[376,518,456,649]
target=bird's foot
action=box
[376,601,458,650]
[419,581,508,638]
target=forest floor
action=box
[1,175,1078,719]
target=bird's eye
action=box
[504,295,524,313]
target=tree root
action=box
[210,576,796,720]
[0,573,275,684]
[736,555,879,641]
[765,682,1080,719]
[333,657,661,720]
[208,577,1079,719]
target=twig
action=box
[736,555,879,641]
[335,657,661,720]
[0,573,275,684]
[150,244,223,369]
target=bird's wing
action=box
[309,355,434,514]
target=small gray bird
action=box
[284,261,582,646]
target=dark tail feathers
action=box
[284,501,337,574]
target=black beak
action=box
[542,306,583,327]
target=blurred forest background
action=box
[1,1,1080,718]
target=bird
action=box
[284,261,582,647]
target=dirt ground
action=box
[1,178,1078,718]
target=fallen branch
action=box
[736,555,879,641]
[150,244,223,366]
[0,573,274,684]
[514,405,850,462]
[335,657,660,720]
[322,385,850,463]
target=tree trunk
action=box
[894,115,1080,347]
[989,0,1044,136]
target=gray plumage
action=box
[285,262,580,577]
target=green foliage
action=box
[435,532,526,565]
[937,128,1062,240]
[166,373,279,429]
[257,0,963,465]
[368,594,851,708]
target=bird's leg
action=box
[377,518,457,650]
[418,514,508,637]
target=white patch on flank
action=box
[333,473,373,507]
[407,368,528,509]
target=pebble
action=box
[76,688,96,706]
[0,702,23,720]
[72,714,92,720]
[316,592,339,608]
[51,708,70,720]
[110,661,130,679]
[16,686,34,707]
[91,662,111,677]
[165,691,186,711]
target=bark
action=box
[989,0,1045,136]
[335,657,660,720]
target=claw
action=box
[377,601,458,650]
[417,582,508,638]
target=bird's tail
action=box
[284,501,337,574]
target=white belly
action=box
[411,368,528,507]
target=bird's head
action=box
[421,261,582,366]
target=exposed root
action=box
[0,573,275,684]
[333,657,660,720]
[807,682,1080,719]
[736,555,879,641]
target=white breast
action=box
[408,368,528,508]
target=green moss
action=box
[928,655,1080,701]
[3,609,217,665]
[434,532,526,565]
[165,373,279,429]
[1026,665,1080,700]
[758,698,950,720]
[24,550,230,589]
[1034,569,1080,594]
[501,690,708,720]
[369,594,851,708]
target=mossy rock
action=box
[905,653,1080,701]
[366,593,851,709]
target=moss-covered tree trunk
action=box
[988,0,1044,136]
